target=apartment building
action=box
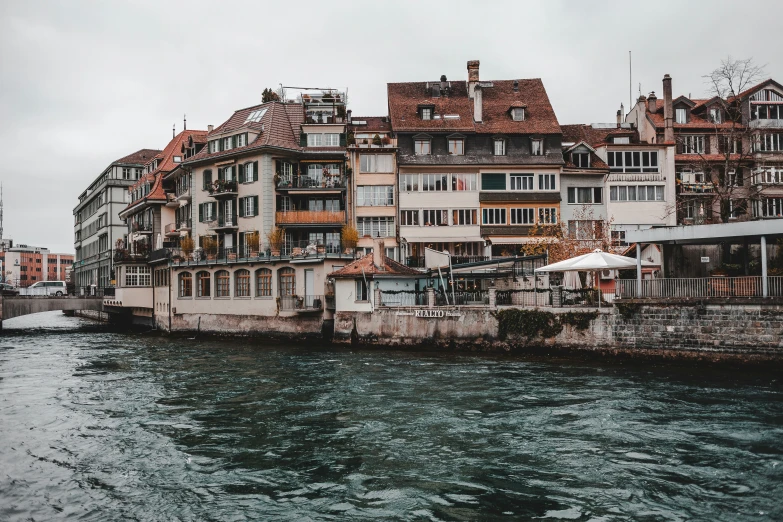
[0,243,73,288]
[346,115,399,259]
[73,148,160,288]
[388,60,565,265]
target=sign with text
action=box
[413,309,461,318]
[701,257,710,263]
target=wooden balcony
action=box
[276,210,346,225]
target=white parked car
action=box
[25,281,68,296]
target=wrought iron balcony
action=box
[275,210,346,225]
[208,180,238,198]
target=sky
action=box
[1,0,781,254]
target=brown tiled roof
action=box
[184,101,304,165]
[647,99,741,130]
[388,79,561,135]
[560,124,635,147]
[727,78,783,103]
[562,149,609,171]
[674,154,742,163]
[113,148,161,166]
[349,116,391,133]
[329,253,421,278]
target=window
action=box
[222,137,233,151]
[203,169,213,190]
[607,150,659,172]
[278,267,295,297]
[452,209,478,225]
[422,209,447,226]
[451,173,477,191]
[400,174,419,192]
[511,108,525,121]
[753,198,783,218]
[568,220,604,240]
[357,186,394,206]
[757,134,783,152]
[676,108,687,124]
[400,210,419,226]
[414,140,431,155]
[199,202,216,222]
[236,134,247,147]
[324,133,340,146]
[209,141,218,153]
[538,174,556,190]
[256,269,272,297]
[754,168,783,185]
[709,108,722,123]
[243,162,256,182]
[196,271,211,297]
[510,208,534,225]
[245,108,267,123]
[510,174,534,191]
[448,138,464,155]
[531,139,543,156]
[307,134,322,147]
[567,187,603,204]
[360,154,393,172]
[683,135,705,154]
[613,137,630,144]
[422,173,448,191]
[215,270,230,297]
[609,185,665,202]
[611,230,627,246]
[240,196,258,217]
[356,279,369,301]
[235,269,250,297]
[538,208,558,224]
[482,208,506,225]
[752,104,783,121]
[421,108,432,120]
[481,173,506,191]
[124,266,151,287]
[178,272,192,297]
[494,139,506,156]
[572,152,590,168]
[357,217,395,237]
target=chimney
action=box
[207,124,214,133]
[372,239,385,269]
[647,91,657,113]
[346,109,352,124]
[662,74,674,143]
[473,85,483,123]
[616,109,622,125]
[513,80,519,92]
[467,60,480,98]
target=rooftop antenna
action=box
[183,114,187,131]
[0,182,3,247]
[629,51,632,110]
[172,123,176,138]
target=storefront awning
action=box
[487,236,546,245]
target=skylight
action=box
[444,114,460,119]
[245,108,268,123]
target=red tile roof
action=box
[349,116,392,133]
[727,78,783,103]
[560,124,636,147]
[329,253,421,278]
[674,154,742,163]
[387,78,561,135]
[646,99,742,130]
[113,148,161,165]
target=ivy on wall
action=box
[494,309,599,340]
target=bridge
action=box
[0,294,103,330]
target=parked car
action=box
[27,281,68,296]
[0,282,19,296]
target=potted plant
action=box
[381,135,392,146]
[267,227,284,256]
[341,224,359,255]
[180,234,195,260]
[202,236,218,260]
[372,134,382,147]
[246,231,260,258]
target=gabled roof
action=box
[183,101,305,165]
[727,78,783,103]
[113,148,161,166]
[560,124,636,148]
[328,253,421,278]
[645,99,739,130]
[387,78,561,135]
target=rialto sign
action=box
[413,309,461,318]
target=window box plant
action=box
[267,227,284,257]
[246,231,260,258]
[202,236,218,260]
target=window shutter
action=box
[705,136,711,154]
[253,196,259,216]
[217,168,224,182]
[203,169,212,190]
[253,161,259,181]
[211,202,217,219]
[676,141,683,154]
[238,164,245,184]
[300,133,307,147]
[339,133,347,147]
[232,135,237,148]
[199,203,204,222]
[238,197,246,217]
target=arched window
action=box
[256,268,272,297]
[278,267,295,297]
[196,271,211,297]
[179,272,192,297]
[235,269,250,297]
[215,270,230,297]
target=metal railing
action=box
[281,239,345,256]
[380,291,427,307]
[277,176,346,189]
[615,276,783,299]
[435,290,489,306]
[208,180,238,196]
[164,223,178,235]
[279,295,324,311]
[131,222,153,233]
[275,210,346,225]
[177,218,192,230]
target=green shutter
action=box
[253,196,259,216]
[238,163,245,183]
[211,202,217,219]
[253,161,259,181]
[232,135,237,148]
[218,168,225,182]
[238,197,245,217]
[199,203,204,222]
[203,169,212,190]
[339,133,347,147]
[481,173,506,191]
[300,133,307,147]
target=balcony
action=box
[165,193,179,208]
[279,295,324,313]
[209,215,239,231]
[131,222,152,234]
[276,210,346,226]
[208,180,238,198]
[164,223,179,237]
[176,184,191,201]
[677,182,715,194]
[276,175,346,191]
[177,218,192,231]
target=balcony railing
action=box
[405,255,490,268]
[677,182,714,194]
[131,222,152,233]
[275,210,346,225]
[208,180,238,197]
[616,276,783,299]
[175,182,191,199]
[380,291,427,307]
[164,223,178,236]
[279,295,324,312]
[277,175,345,189]
[177,218,192,230]
[435,290,489,306]
[209,216,238,229]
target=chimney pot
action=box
[346,109,352,124]
[662,74,674,143]
[513,80,519,92]
[372,239,385,269]
[647,91,657,113]
[616,109,622,125]
[467,60,480,82]
[207,124,214,133]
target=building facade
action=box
[0,243,73,288]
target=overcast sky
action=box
[1,0,781,253]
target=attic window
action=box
[173,156,182,163]
[511,108,526,121]
[421,108,432,120]
[709,108,721,123]
[493,138,506,156]
[573,152,590,168]
[443,114,460,120]
[675,108,687,124]
[245,108,267,123]
[613,137,630,144]
[531,139,543,156]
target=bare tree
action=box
[672,57,766,224]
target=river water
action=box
[0,312,781,521]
